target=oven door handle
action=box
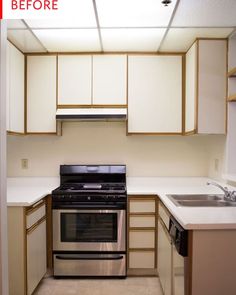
[53,204,125,210]
[55,254,124,261]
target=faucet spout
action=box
[207,181,236,201]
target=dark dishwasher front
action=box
[169,216,189,295]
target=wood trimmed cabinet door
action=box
[92,55,127,106]
[128,55,183,134]
[58,55,92,106]
[27,55,57,133]
[7,41,25,134]
[185,39,227,134]
[8,199,47,295]
[128,195,157,275]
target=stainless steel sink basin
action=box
[166,194,236,207]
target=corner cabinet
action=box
[127,55,183,134]
[128,195,157,275]
[27,55,57,134]
[8,199,47,295]
[7,41,25,134]
[57,54,127,107]
[185,39,227,134]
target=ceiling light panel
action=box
[25,1,96,28]
[96,0,177,27]
[32,29,101,52]
[101,28,166,51]
[7,30,47,52]
[172,0,236,27]
[160,28,233,52]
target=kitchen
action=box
[1,0,236,294]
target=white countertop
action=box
[7,176,236,230]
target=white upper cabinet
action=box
[7,42,25,134]
[185,39,227,134]
[185,42,197,133]
[128,55,182,134]
[93,55,127,105]
[27,56,57,133]
[58,55,92,106]
[58,55,127,107]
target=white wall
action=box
[207,135,226,180]
[7,122,225,178]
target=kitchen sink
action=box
[166,194,236,207]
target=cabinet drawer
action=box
[130,216,155,228]
[129,231,155,248]
[129,251,155,268]
[26,202,46,229]
[159,203,170,230]
[130,200,156,213]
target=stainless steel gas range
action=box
[51,165,127,277]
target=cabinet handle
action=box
[27,216,46,235]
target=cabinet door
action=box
[27,56,57,133]
[6,42,10,131]
[58,55,92,106]
[93,55,127,105]
[27,219,47,295]
[198,40,226,134]
[185,42,197,133]
[128,55,182,134]
[158,219,172,295]
[8,42,25,133]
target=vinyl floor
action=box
[34,276,163,295]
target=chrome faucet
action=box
[207,181,236,202]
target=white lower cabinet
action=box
[128,196,157,274]
[27,219,47,295]
[8,200,47,295]
[158,219,172,295]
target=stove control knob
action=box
[87,196,91,201]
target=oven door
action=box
[53,209,126,251]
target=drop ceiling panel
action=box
[7,20,26,29]
[172,0,236,27]
[7,29,46,52]
[160,28,233,52]
[32,29,101,52]
[101,28,166,51]
[25,1,96,28]
[96,0,177,27]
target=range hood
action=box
[56,108,127,121]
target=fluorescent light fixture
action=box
[96,0,177,27]
[160,28,233,52]
[33,29,101,52]
[7,29,47,52]
[101,28,166,51]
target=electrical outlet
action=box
[21,159,28,169]
[214,159,219,172]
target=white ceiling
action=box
[7,0,236,53]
